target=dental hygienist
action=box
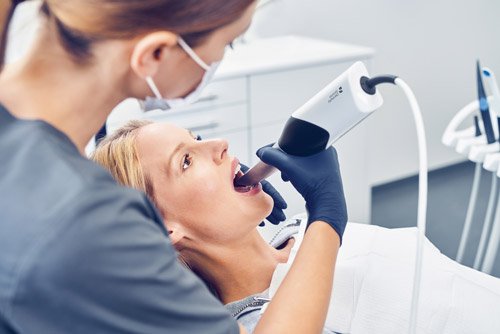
[0,1,348,333]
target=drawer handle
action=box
[194,94,219,104]
[188,121,220,132]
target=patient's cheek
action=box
[186,176,219,202]
[201,180,220,194]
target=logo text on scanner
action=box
[328,86,343,103]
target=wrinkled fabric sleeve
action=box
[9,185,239,334]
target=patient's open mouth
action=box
[233,165,257,193]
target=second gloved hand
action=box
[256,145,348,242]
[240,163,287,225]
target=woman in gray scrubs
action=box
[0,1,348,333]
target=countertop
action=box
[214,35,376,80]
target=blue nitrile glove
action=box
[240,163,288,225]
[256,145,348,242]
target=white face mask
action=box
[143,37,221,111]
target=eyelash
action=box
[182,153,192,171]
[181,133,200,171]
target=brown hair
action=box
[0,0,254,68]
[90,120,161,212]
[0,0,22,69]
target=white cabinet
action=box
[105,77,251,162]
[105,35,375,223]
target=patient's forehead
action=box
[139,123,184,143]
[136,123,185,159]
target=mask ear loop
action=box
[146,76,163,99]
[145,38,210,102]
[178,37,211,71]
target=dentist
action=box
[0,1,348,333]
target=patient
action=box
[92,120,500,334]
[92,120,293,305]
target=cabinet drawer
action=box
[107,77,247,125]
[107,103,248,139]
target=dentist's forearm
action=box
[253,221,339,334]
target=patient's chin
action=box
[239,192,273,223]
[259,192,274,219]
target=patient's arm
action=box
[252,221,340,334]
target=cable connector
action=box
[360,75,399,95]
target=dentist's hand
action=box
[256,145,348,242]
[240,163,287,225]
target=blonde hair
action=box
[91,120,220,298]
[90,119,161,213]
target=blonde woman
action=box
[92,120,500,334]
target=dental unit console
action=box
[442,62,500,275]
[235,61,428,334]
[234,61,386,189]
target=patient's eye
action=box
[182,153,192,171]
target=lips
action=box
[231,157,241,181]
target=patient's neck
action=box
[185,229,292,304]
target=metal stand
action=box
[482,194,500,274]
[473,173,498,269]
[456,163,482,263]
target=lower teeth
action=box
[234,184,255,193]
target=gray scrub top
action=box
[0,104,239,334]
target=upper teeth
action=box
[234,164,241,175]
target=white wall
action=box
[249,0,500,185]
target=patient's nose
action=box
[207,139,228,164]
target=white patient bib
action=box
[261,218,500,334]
